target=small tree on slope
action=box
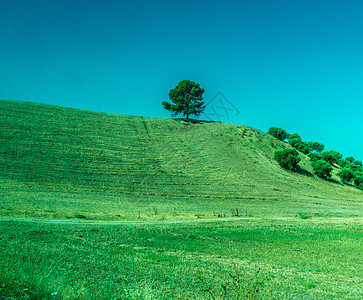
[337,167,355,183]
[274,148,301,171]
[268,127,288,142]
[312,159,333,180]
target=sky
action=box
[1,0,362,160]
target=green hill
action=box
[1,99,362,299]
[0,99,361,220]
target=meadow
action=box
[0,100,362,299]
[1,217,362,299]
[0,218,363,299]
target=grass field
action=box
[0,99,362,299]
[1,217,362,299]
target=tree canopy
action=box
[312,160,333,180]
[320,150,343,165]
[274,148,301,171]
[268,127,288,141]
[337,167,355,183]
[267,126,362,189]
[287,133,301,141]
[307,141,325,153]
[288,138,310,155]
[162,80,205,120]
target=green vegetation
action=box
[307,141,325,153]
[287,133,300,140]
[1,218,362,299]
[0,100,362,299]
[269,126,363,188]
[308,152,322,162]
[3,99,361,221]
[320,150,343,166]
[311,160,333,180]
[267,127,287,141]
[288,138,309,155]
[274,148,301,171]
[354,175,363,189]
[162,80,205,119]
[337,167,355,184]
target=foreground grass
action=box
[1,217,362,299]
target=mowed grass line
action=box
[1,218,362,299]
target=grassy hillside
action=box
[0,99,361,220]
[1,99,362,299]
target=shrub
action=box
[308,152,321,162]
[311,160,333,180]
[307,141,325,153]
[268,127,288,141]
[287,133,301,140]
[338,158,349,168]
[347,158,363,167]
[339,157,363,168]
[274,148,301,171]
[345,156,355,163]
[353,174,363,187]
[337,161,363,174]
[349,163,363,172]
[320,150,343,165]
[337,167,355,183]
[289,138,310,155]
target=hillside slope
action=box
[0,100,362,220]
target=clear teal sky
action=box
[1,0,362,160]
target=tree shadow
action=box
[344,182,357,188]
[296,167,343,184]
[326,178,341,185]
[295,168,343,185]
[295,167,314,177]
[172,118,219,124]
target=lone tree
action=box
[162,80,205,120]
